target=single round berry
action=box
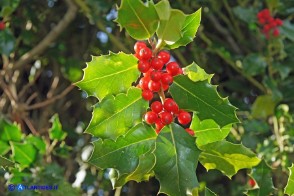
[160,112,173,125]
[248,179,256,187]
[178,111,191,125]
[144,111,158,124]
[151,57,164,70]
[161,73,173,85]
[161,83,169,91]
[166,62,180,76]
[134,41,147,54]
[275,19,283,26]
[148,80,161,92]
[157,50,170,64]
[0,21,5,30]
[139,77,150,90]
[138,60,150,73]
[139,47,152,60]
[155,119,164,134]
[142,89,153,101]
[150,70,162,82]
[151,101,163,113]
[163,98,178,113]
[178,68,183,75]
[185,128,194,136]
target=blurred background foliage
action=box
[0,0,294,195]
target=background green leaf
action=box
[242,54,267,76]
[251,95,277,119]
[88,123,156,186]
[0,119,22,142]
[170,75,239,127]
[0,29,15,56]
[183,62,213,82]
[190,114,231,147]
[49,114,67,141]
[116,0,159,40]
[285,163,294,195]
[86,87,148,140]
[154,123,200,196]
[246,160,275,196]
[76,52,139,101]
[10,142,37,168]
[199,140,260,178]
[0,141,10,155]
[169,8,201,49]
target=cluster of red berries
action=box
[0,21,5,30]
[257,9,283,38]
[133,41,194,136]
[134,41,182,101]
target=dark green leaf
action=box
[199,140,260,178]
[10,142,37,168]
[156,9,186,45]
[190,114,231,147]
[242,54,267,76]
[154,123,200,196]
[205,187,217,196]
[232,6,257,24]
[183,62,213,82]
[280,20,294,41]
[49,114,67,141]
[169,8,201,49]
[0,119,22,142]
[285,164,294,195]
[170,75,239,127]
[76,52,139,101]
[88,123,156,185]
[247,161,275,196]
[86,87,148,140]
[116,0,159,40]
[0,155,14,168]
[0,29,15,56]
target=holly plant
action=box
[75,0,261,195]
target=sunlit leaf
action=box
[285,163,294,195]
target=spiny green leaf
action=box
[0,156,14,169]
[154,123,200,196]
[49,114,67,141]
[156,9,186,45]
[116,0,159,40]
[154,0,171,21]
[76,52,139,101]
[0,141,10,155]
[183,62,213,83]
[170,75,239,127]
[10,142,37,168]
[0,119,22,142]
[199,140,260,178]
[246,160,275,196]
[26,135,46,154]
[190,114,231,147]
[88,123,156,184]
[110,152,155,187]
[285,163,294,195]
[86,87,148,140]
[169,8,202,49]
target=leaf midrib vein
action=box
[170,128,181,193]
[128,0,150,36]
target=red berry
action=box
[161,73,173,85]
[248,178,256,187]
[0,21,5,30]
[159,112,173,125]
[275,19,283,26]
[178,68,183,75]
[151,57,164,70]
[163,98,178,113]
[155,119,164,134]
[273,28,280,37]
[138,61,150,73]
[139,47,152,60]
[144,111,158,124]
[134,41,147,54]
[142,90,153,101]
[150,70,162,82]
[139,77,150,90]
[157,51,170,64]
[166,62,180,76]
[185,128,194,136]
[148,80,161,92]
[151,101,163,113]
[178,111,191,125]
[161,83,169,91]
